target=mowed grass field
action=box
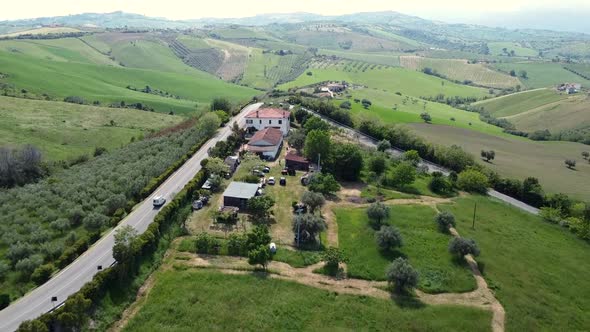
[0,27,82,37]
[344,88,507,137]
[0,38,118,66]
[318,49,402,66]
[0,96,182,160]
[400,56,520,88]
[109,39,200,74]
[410,123,590,200]
[279,64,489,99]
[487,42,538,57]
[335,205,476,293]
[507,94,590,132]
[0,50,257,114]
[474,88,567,117]
[492,62,590,88]
[122,269,491,331]
[439,196,590,331]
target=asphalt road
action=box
[0,103,263,332]
[305,108,539,215]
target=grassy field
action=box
[279,64,489,99]
[487,42,538,57]
[344,88,506,137]
[110,39,199,74]
[284,29,406,52]
[0,27,82,37]
[0,96,182,160]
[474,88,567,117]
[507,94,590,132]
[122,269,491,331]
[492,62,590,88]
[410,123,590,200]
[438,195,590,331]
[399,56,520,88]
[0,38,118,66]
[0,49,257,114]
[318,49,402,66]
[335,205,476,293]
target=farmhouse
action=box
[557,83,582,94]
[246,127,283,160]
[245,108,290,135]
[285,152,309,171]
[222,181,260,209]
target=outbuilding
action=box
[285,152,309,171]
[222,181,260,209]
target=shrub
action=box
[368,155,387,175]
[31,263,56,285]
[386,257,419,293]
[435,211,456,233]
[322,246,346,271]
[301,191,325,213]
[293,213,327,245]
[308,172,340,195]
[367,202,390,230]
[539,207,562,224]
[448,237,480,258]
[375,225,403,251]
[376,140,391,152]
[429,175,451,194]
[195,232,219,254]
[227,233,247,256]
[0,293,9,310]
[237,174,260,183]
[457,169,489,194]
[63,96,86,104]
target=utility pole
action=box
[472,202,477,229]
[317,153,321,172]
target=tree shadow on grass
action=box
[379,248,407,262]
[389,290,426,309]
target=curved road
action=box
[0,103,263,332]
[304,108,539,215]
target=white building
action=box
[245,108,290,136]
[246,127,283,160]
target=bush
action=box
[31,263,55,285]
[429,175,451,194]
[386,257,419,293]
[308,172,340,195]
[0,293,9,310]
[539,207,562,224]
[292,213,327,245]
[376,140,391,152]
[375,225,403,251]
[368,155,387,175]
[367,202,390,230]
[457,169,489,194]
[322,246,346,271]
[63,96,86,104]
[435,211,456,233]
[227,233,247,256]
[195,232,219,254]
[237,174,260,183]
[448,237,480,258]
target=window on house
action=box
[269,120,272,124]
[259,120,262,124]
[278,120,282,124]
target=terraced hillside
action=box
[0,96,183,160]
[493,62,590,88]
[474,88,567,117]
[400,56,520,89]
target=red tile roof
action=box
[249,127,283,146]
[285,153,308,163]
[246,108,290,119]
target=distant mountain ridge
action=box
[1,10,589,39]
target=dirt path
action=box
[166,252,505,332]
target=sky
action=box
[1,0,589,22]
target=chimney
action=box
[256,110,259,118]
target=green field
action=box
[399,56,520,89]
[335,205,476,293]
[110,39,199,74]
[318,49,401,66]
[508,95,590,132]
[410,123,590,200]
[0,27,82,37]
[439,196,590,331]
[0,50,257,114]
[0,38,118,66]
[493,62,590,88]
[0,96,182,160]
[279,64,489,99]
[242,49,309,89]
[123,269,491,331]
[344,88,506,136]
[474,88,567,117]
[487,42,538,57]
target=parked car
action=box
[252,169,265,177]
[192,200,203,210]
[262,166,271,173]
[153,195,166,207]
[268,177,276,185]
[202,180,212,190]
[280,177,286,186]
[281,168,288,175]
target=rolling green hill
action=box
[493,62,590,88]
[0,50,257,115]
[487,42,538,57]
[0,96,183,160]
[474,88,567,117]
[279,62,489,99]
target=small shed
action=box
[222,181,260,209]
[285,153,309,171]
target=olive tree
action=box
[435,211,456,233]
[376,140,391,152]
[386,257,419,293]
[301,191,325,214]
[293,213,327,245]
[448,237,480,259]
[367,202,390,230]
[375,225,403,251]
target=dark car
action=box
[279,177,286,186]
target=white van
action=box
[153,195,166,207]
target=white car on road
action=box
[153,195,166,207]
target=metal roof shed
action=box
[222,181,260,209]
